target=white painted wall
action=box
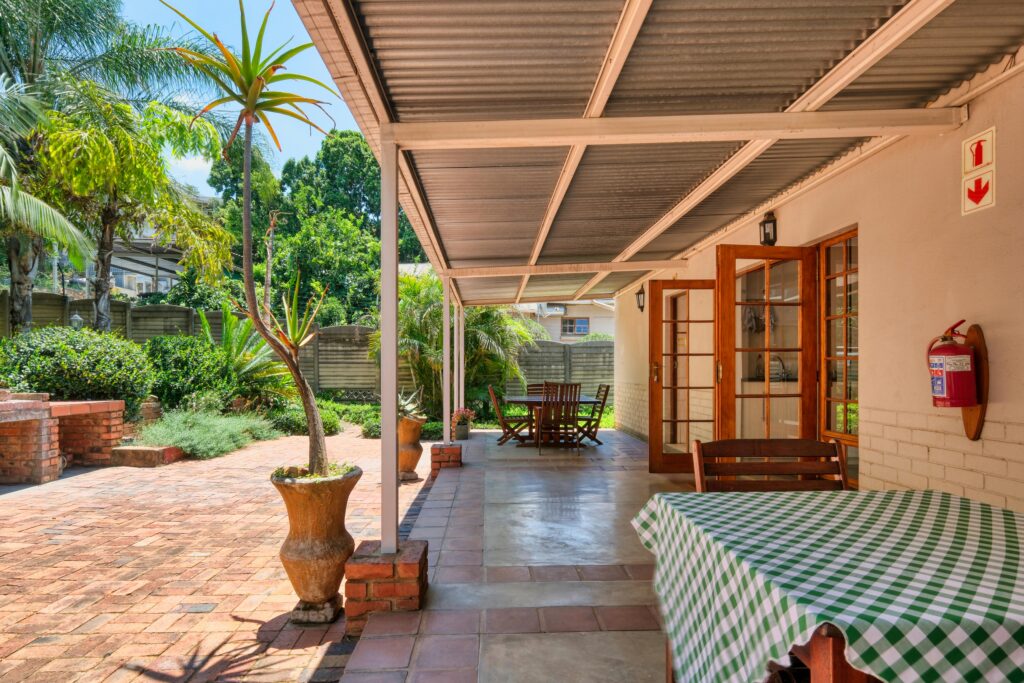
[527,302,615,342]
[615,73,1024,510]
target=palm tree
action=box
[0,76,91,333]
[160,0,335,475]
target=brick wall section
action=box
[52,401,125,467]
[343,540,428,635]
[0,416,60,485]
[430,444,462,479]
[859,406,1024,512]
[614,381,648,441]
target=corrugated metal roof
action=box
[634,138,867,259]
[312,0,1024,303]
[604,0,907,116]
[587,271,650,297]
[355,0,624,121]
[410,147,569,267]
[826,0,1024,109]
[540,142,743,264]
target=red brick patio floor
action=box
[0,427,432,682]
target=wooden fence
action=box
[0,293,613,398]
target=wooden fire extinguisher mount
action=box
[962,324,989,441]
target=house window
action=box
[820,229,858,484]
[561,318,589,336]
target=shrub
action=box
[138,410,280,459]
[421,421,444,441]
[360,418,381,439]
[145,336,233,409]
[332,402,380,426]
[0,327,153,417]
[270,400,341,436]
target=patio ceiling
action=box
[294,0,1024,305]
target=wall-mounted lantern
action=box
[69,313,84,330]
[759,211,778,246]
[636,283,646,313]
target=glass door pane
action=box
[649,280,715,473]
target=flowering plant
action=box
[451,408,476,429]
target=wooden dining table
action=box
[503,394,600,445]
[634,489,1024,682]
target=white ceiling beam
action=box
[445,259,687,279]
[574,0,957,300]
[383,107,963,150]
[516,0,652,303]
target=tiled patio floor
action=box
[343,430,694,683]
[0,427,432,682]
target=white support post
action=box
[442,276,452,445]
[458,306,466,410]
[379,139,399,555]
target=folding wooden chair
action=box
[489,385,528,445]
[577,383,610,445]
[691,439,849,492]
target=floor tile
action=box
[420,610,480,635]
[408,669,477,683]
[412,635,479,670]
[594,605,661,631]
[484,566,531,583]
[482,608,540,634]
[529,566,579,582]
[361,612,422,638]
[343,636,416,671]
[539,607,599,633]
[479,632,665,683]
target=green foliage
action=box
[199,304,294,407]
[138,410,280,460]
[160,268,232,310]
[329,402,380,426]
[273,462,355,480]
[421,421,444,441]
[270,400,341,436]
[576,332,614,342]
[0,327,153,417]
[360,419,381,439]
[371,272,538,419]
[144,336,233,409]
[135,291,167,306]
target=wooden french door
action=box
[715,245,818,440]
[648,279,716,473]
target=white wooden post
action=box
[379,139,399,555]
[442,277,452,445]
[458,305,466,409]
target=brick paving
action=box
[0,426,432,682]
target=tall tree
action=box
[0,76,91,333]
[161,0,336,475]
[34,84,231,330]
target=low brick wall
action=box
[430,443,463,479]
[344,540,429,635]
[52,401,125,467]
[0,399,59,485]
[110,445,184,468]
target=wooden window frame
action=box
[818,228,859,484]
[561,317,590,336]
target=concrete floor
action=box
[344,429,694,682]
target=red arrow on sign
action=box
[967,176,990,205]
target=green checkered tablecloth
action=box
[633,489,1024,683]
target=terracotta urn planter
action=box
[271,466,362,624]
[398,416,425,481]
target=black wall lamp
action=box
[636,283,646,313]
[759,211,778,246]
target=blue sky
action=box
[122,0,357,195]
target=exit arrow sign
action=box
[961,127,995,215]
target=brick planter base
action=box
[343,540,428,636]
[430,443,463,479]
[52,401,125,467]
[110,445,185,468]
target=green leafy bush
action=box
[270,400,341,436]
[421,421,444,440]
[0,327,153,417]
[138,410,280,459]
[145,336,233,409]
[331,402,380,426]
[360,419,381,439]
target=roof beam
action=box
[446,258,686,279]
[515,0,652,303]
[383,107,963,150]
[573,0,957,299]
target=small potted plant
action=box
[452,408,476,441]
[397,391,427,481]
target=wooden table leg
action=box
[797,625,878,683]
[666,637,675,683]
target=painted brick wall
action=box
[615,381,647,441]
[859,407,1024,512]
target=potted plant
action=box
[397,391,427,481]
[452,408,476,441]
[163,0,358,624]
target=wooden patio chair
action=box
[691,439,849,492]
[577,383,610,445]
[536,382,583,454]
[489,385,528,445]
[525,383,546,396]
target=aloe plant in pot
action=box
[162,0,359,624]
[397,391,427,481]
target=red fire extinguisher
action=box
[927,320,978,408]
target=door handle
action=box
[651,362,660,383]
[716,361,722,384]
